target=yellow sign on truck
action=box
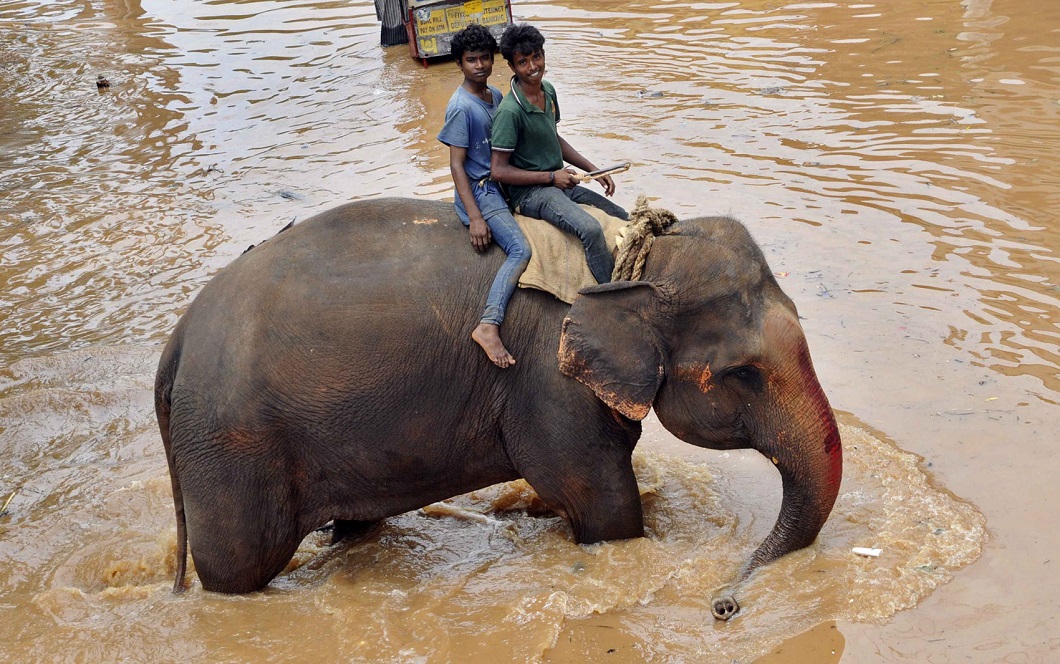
[415,7,449,36]
[404,0,514,66]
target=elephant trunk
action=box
[744,353,842,579]
[750,335,847,572]
[711,335,842,621]
[744,413,841,577]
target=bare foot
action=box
[471,323,516,368]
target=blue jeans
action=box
[463,210,531,326]
[517,185,629,284]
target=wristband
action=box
[548,171,555,185]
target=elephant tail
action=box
[154,331,189,593]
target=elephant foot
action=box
[711,593,739,621]
[330,519,381,545]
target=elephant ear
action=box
[558,281,668,421]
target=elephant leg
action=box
[518,445,644,545]
[186,512,302,593]
[330,519,381,545]
[180,453,303,593]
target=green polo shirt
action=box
[490,78,563,210]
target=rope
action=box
[611,195,679,281]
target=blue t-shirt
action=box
[437,85,509,223]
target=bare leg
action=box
[472,322,516,368]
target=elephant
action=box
[154,197,842,620]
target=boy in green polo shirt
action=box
[489,24,629,284]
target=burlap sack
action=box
[514,206,629,304]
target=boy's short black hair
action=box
[499,24,545,63]
[450,23,497,62]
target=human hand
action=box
[469,217,491,252]
[598,174,616,197]
[552,168,580,190]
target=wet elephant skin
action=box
[154,197,842,618]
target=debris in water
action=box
[422,502,495,525]
[852,547,882,557]
[0,487,17,516]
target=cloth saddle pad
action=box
[514,205,629,304]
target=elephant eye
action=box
[727,365,763,391]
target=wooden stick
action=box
[577,162,631,182]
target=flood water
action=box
[0,0,1057,662]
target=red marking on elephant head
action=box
[675,362,713,393]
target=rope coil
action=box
[612,195,678,281]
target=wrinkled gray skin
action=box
[155,198,842,620]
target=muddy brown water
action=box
[0,0,1056,662]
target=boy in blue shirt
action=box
[438,24,531,369]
